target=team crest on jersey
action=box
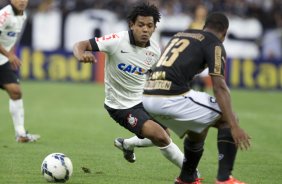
[127,114,138,127]
[144,51,155,65]
[210,97,217,103]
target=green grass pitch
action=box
[0,81,282,184]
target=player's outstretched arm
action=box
[211,75,251,150]
[73,40,97,63]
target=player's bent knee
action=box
[9,90,22,100]
[152,133,170,147]
[218,128,234,142]
[214,118,230,129]
[141,120,171,147]
[4,84,22,100]
[144,129,170,147]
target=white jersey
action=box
[0,5,26,65]
[95,31,161,109]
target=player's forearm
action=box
[9,45,16,53]
[73,42,87,61]
[73,40,93,61]
[212,78,238,128]
[0,44,11,58]
[215,89,237,125]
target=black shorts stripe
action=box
[188,96,222,115]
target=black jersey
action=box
[143,29,226,95]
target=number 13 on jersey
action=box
[156,38,190,67]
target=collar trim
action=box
[11,4,23,15]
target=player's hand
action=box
[231,127,251,150]
[79,51,97,63]
[8,53,21,70]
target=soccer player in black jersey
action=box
[143,12,251,184]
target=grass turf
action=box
[0,81,282,184]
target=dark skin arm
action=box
[73,40,97,63]
[211,75,251,150]
[0,45,21,70]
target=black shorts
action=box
[104,103,166,138]
[0,62,19,89]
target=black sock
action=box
[217,128,237,181]
[179,137,204,182]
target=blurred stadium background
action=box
[1,0,282,89]
[1,1,282,183]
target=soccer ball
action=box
[41,153,73,182]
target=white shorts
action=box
[198,68,209,77]
[143,90,222,138]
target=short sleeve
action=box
[93,32,122,55]
[0,8,11,31]
[205,43,226,77]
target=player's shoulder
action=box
[181,29,218,42]
[0,4,11,11]
[0,4,13,17]
[148,38,161,54]
[0,5,14,26]
[95,30,127,43]
[149,38,159,48]
[110,30,128,39]
[201,30,222,45]
[187,30,224,50]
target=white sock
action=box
[123,136,153,150]
[9,99,26,136]
[159,140,184,168]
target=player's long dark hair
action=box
[127,2,161,26]
[203,12,229,32]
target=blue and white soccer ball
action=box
[41,153,73,183]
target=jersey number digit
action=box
[156,38,190,67]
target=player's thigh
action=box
[143,90,222,136]
[0,62,20,91]
[174,90,222,134]
[3,83,22,99]
[0,62,19,82]
[0,71,21,99]
[104,103,152,138]
[144,90,221,123]
[182,90,221,121]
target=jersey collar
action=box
[10,4,24,16]
[128,30,151,47]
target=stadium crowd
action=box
[1,0,282,29]
[24,0,282,29]
[1,0,281,59]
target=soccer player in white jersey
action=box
[72,2,194,173]
[0,0,40,142]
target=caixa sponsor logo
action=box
[117,63,146,75]
[7,31,17,37]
